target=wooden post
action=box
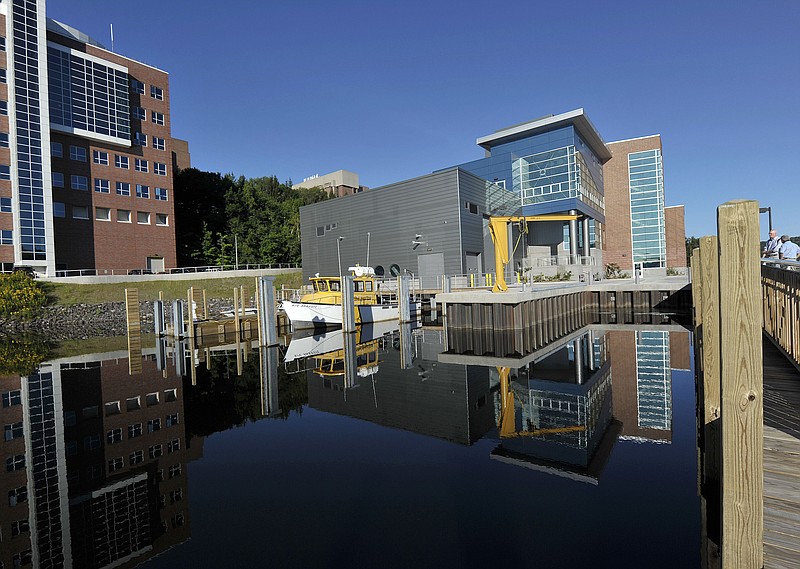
[717,200,763,568]
[125,288,142,375]
[700,236,721,485]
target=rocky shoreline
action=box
[4,299,240,341]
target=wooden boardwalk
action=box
[762,338,800,568]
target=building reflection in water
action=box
[288,320,690,485]
[0,347,199,569]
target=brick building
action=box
[0,0,177,276]
[603,135,686,271]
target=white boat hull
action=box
[280,301,399,329]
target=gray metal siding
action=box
[300,169,466,280]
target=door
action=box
[147,257,165,273]
[417,253,444,290]
[465,252,482,275]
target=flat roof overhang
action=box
[477,108,612,163]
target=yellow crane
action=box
[488,214,580,292]
[496,366,586,438]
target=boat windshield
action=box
[354,280,373,292]
[313,279,341,292]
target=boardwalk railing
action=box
[762,261,800,368]
[690,200,763,569]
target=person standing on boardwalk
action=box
[763,229,781,258]
[778,235,800,260]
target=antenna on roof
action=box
[110,23,114,52]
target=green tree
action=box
[174,170,328,267]
[686,236,700,262]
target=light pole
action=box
[759,207,772,231]
[366,232,370,268]
[337,236,344,280]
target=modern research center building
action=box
[299,108,683,284]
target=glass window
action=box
[130,78,145,94]
[71,175,88,190]
[1,197,11,212]
[133,132,147,146]
[53,172,64,187]
[136,184,149,199]
[117,209,131,223]
[151,85,164,100]
[8,486,27,506]
[137,211,150,224]
[147,418,161,432]
[0,68,6,83]
[72,205,89,220]
[51,142,63,157]
[53,202,65,217]
[129,450,144,465]
[155,187,168,201]
[131,106,145,120]
[149,444,163,459]
[152,111,165,125]
[156,213,168,226]
[154,162,166,176]
[2,390,22,407]
[6,455,25,471]
[4,422,23,440]
[106,428,122,444]
[153,137,166,151]
[94,179,110,193]
[146,392,159,406]
[0,165,10,180]
[115,155,129,169]
[108,457,123,472]
[0,132,8,147]
[69,146,87,161]
[166,413,179,427]
[129,423,142,438]
[93,150,109,165]
[104,401,121,415]
[0,100,6,115]
[135,158,148,173]
[390,264,401,277]
[0,229,11,245]
[95,207,110,221]
[116,182,130,196]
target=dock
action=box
[763,338,800,568]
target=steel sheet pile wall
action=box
[445,292,588,356]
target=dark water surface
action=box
[0,324,699,568]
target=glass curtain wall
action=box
[512,145,604,212]
[634,330,671,431]
[628,150,665,268]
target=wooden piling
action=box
[717,200,763,568]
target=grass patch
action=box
[42,272,303,305]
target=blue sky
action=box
[46,0,799,238]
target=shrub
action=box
[605,263,630,279]
[666,267,683,276]
[0,272,47,323]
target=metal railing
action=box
[525,255,597,268]
[53,263,301,278]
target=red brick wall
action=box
[665,205,686,268]
[603,136,663,273]
[48,35,177,271]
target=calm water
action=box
[0,323,700,568]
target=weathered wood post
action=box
[717,200,763,567]
[398,275,412,323]
[700,236,721,486]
